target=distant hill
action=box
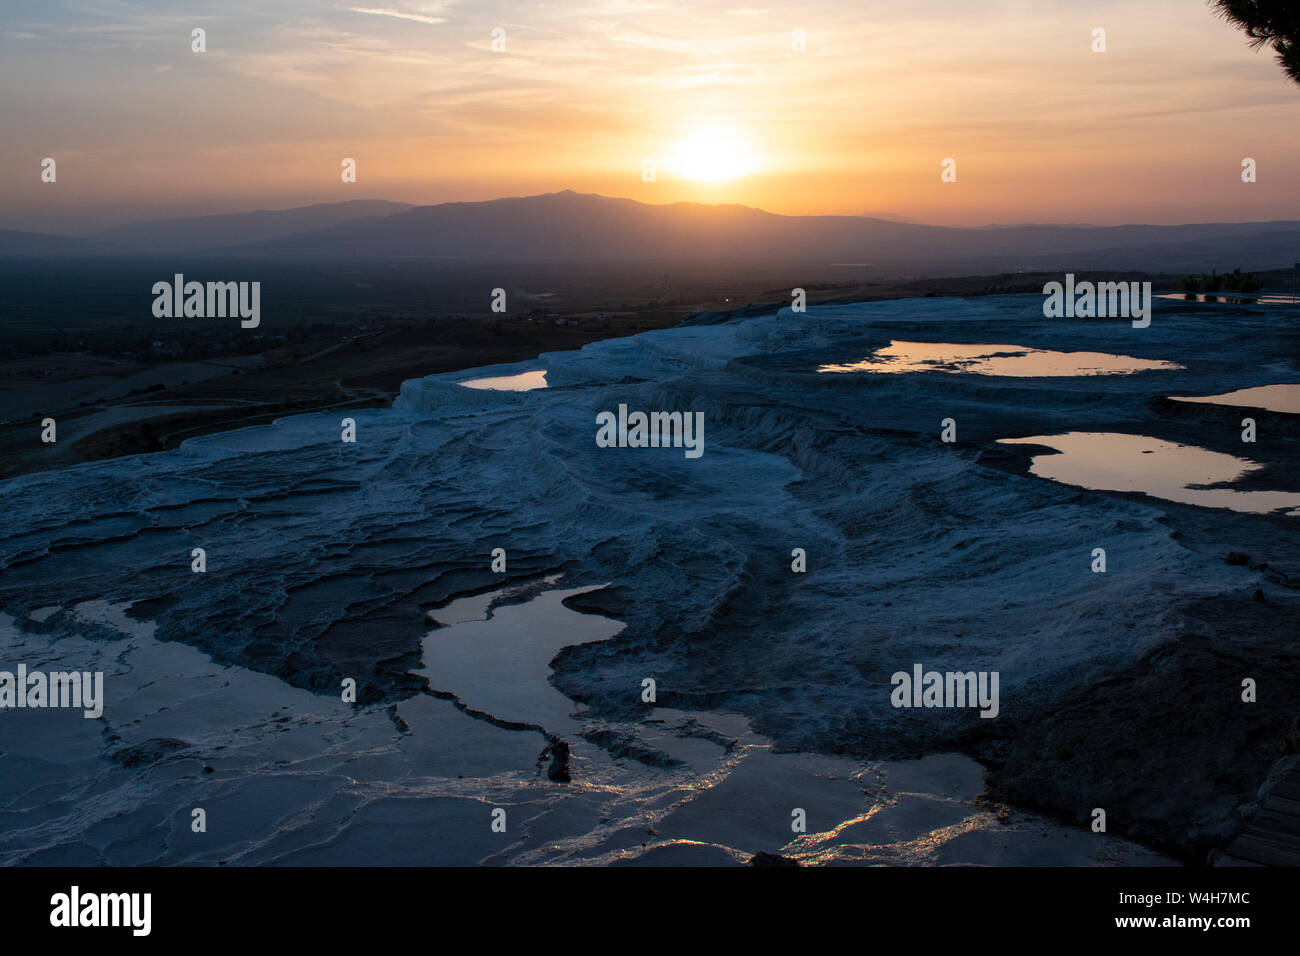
[5,192,1298,275]
[860,211,927,225]
[0,229,106,257]
[224,191,1300,274]
[88,199,414,252]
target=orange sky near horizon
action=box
[2,0,1298,234]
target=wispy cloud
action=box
[348,6,448,25]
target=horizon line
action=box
[12,189,1300,241]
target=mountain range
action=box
[3,191,1297,275]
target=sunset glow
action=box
[1,1,1297,233]
[669,126,759,182]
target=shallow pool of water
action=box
[420,578,622,734]
[459,369,548,391]
[819,342,1182,377]
[999,432,1300,515]
[1157,293,1298,305]
[1168,384,1300,415]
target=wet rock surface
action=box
[0,294,1295,861]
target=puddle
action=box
[819,342,1181,377]
[1157,293,1298,305]
[419,580,623,734]
[999,432,1300,515]
[1168,384,1300,415]
[0,598,1176,867]
[459,370,548,391]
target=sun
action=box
[669,126,758,182]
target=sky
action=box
[2,0,1298,234]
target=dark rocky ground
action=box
[2,290,1295,863]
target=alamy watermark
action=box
[890,663,999,718]
[0,665,104,718]
[595,404,704,458]
[151,274,260,328]
[50,886,150,936]
[1042,273,1151,328]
